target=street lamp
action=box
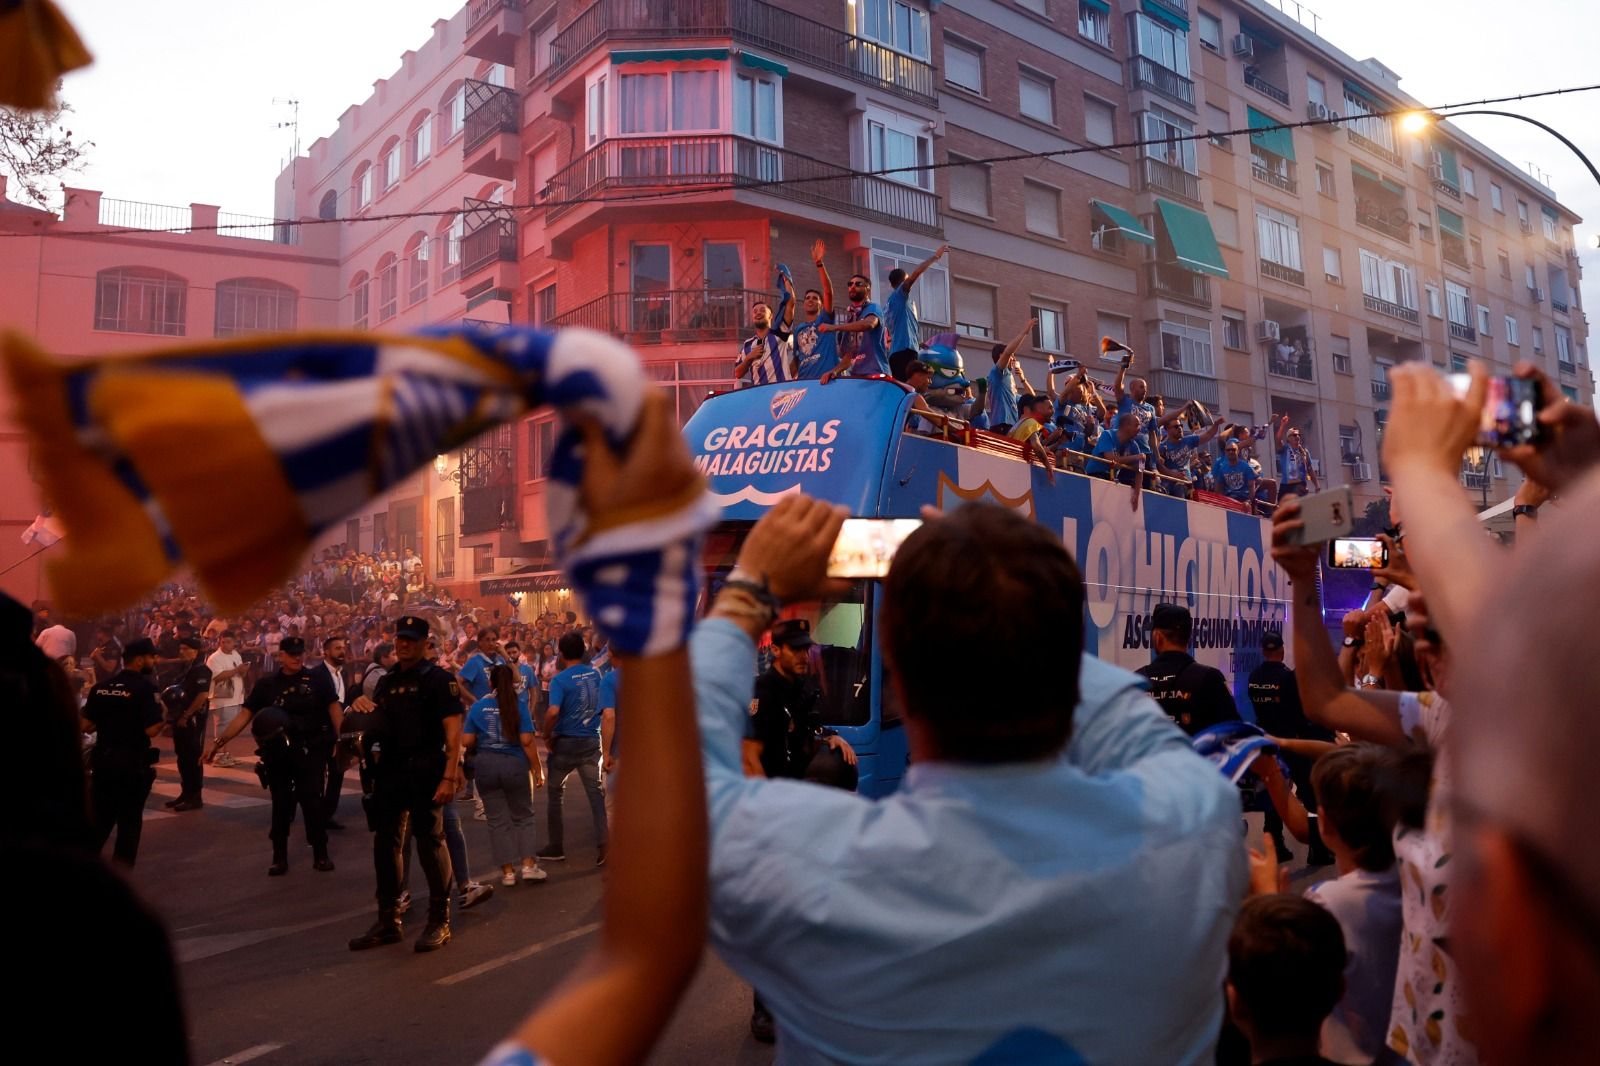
[1464,442,1492,511]
[1400,110,1600,193]
[434,453,464,484]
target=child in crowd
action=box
[1228,895,1348,1066]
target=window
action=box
[1341,89,1397,156]
[353,162,373,209]
[1360,249,1418,310]
[1023,180,1061,237]
[871,237,950,324]
[408,114,433,169]
[859,0,931,60]
[1140,106,1197,174]
[1541,207,1558,242]
[439,215,463,287]
[1461,166,1476,197]
[1331,334,1353,375]
[1084,96,1116,146]
[406,233,430,305]
[445,83,466,140]
[1424,283,1441,318]
[1255,205,1303,270]
[1132,13,1190,77]
[1307,76,1326,107]
[1445,280,1471,327]
[350,272,369,329]
[1562,384,1581,402]
[1097,312,1130,349]
[317,189,339,220]
[1077,1,1111,47]
[1505,315,1520,346]
[1525,263,1537,290]
[1477,304,1492,336]
[948,154,991,215]
[618,69,721,134]
[867,108,934,189]
[944,37,983,93]
[1198,11,1222,52]
[1323,246,1342,282]
[1213,204,1240,247]
[1498,251,1511,279]
[1018,67,1055,124]
[1159,312,1215,376]
[377,254,399,322]
[1315,161,1336,198]
[527,415,556,481]
[1533,326,1544,353]
[533,282,557,326]
[215,278,296,337]
[472,545,494,575]
[94,268,187,335]
[1490,182,1503,212]
[382,138,402,191]
[1556,325,1573,364]
[1031,301,1066,353]
[435,499,455,578]
[1207,103,1232,151]
[1417,215,1432,242]
[953,278,996,339]
[1449,352,1469,373]
[1222,309,1246,350]
[1517,199,1530,225]
[586,75,606,146]
[733,71,780,143]
[529,19,556,79]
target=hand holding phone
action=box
[1282,486,1354,546]
[827,518,924,579]
[1326,537,1389,569]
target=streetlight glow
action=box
[1400,111,1432,134]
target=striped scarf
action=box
[2,324,719,656]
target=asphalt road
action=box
[123,742,774,1066]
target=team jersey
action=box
[739,332,793,386]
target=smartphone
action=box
[1326,536,1389,569]
[1120,353,1134,370]
[827,518,924,579]
[1447,372,1545,447]
[1284,485,1354,546]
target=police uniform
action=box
[83,640,163,866]
[1135,604,1241,737]
[242,636,338,873]
[1248,633,1336,864]
[166,639,213,809]
[350,616,462,953]
[747,620,855,789]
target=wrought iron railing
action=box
[1552,297,1570,313]
[548,0,937,104]
[1363,293,1418,324]
[1355,204,1410,242]
[1371,379,1392,400]
[1128,55,1195,107]
[1251,159,1298,194]
[464,79,520,153]
[1448,321,1477,343]
[1260,259,1306,286]
[467,0,523,34]
[1245,69,1290,107]
[1441,232,1470,269]
[1146,262,1211,309]
[460,198,517,276]
[549,288,769,342]
[1267,340,1315,381]
[1346,128,1403,168]
[1138,156,1200,203]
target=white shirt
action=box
[206,649,245,707]
[1307,866,1403,1064]
[35,624,77,660]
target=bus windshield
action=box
[702,522,873,728]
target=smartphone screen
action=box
[1326,537,1389,569]
[827,518,924,579]
[1447,372,1544,447]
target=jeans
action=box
[476,748,537,866]
[443,801,471,889]
[172,712,208,799]
[546,735,607,852]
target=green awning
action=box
[1432,142,1460,188]
[1542,204,1561,223]
[739,52,788,77]
[1247,106,1295,161]
[1352,161,1406,197]
[1156,199,1230,279]
[611,47,730,64]
[1081,0,1111,11]
[1141,1,1190,33]
[1091,200,1155,246]
[1437,206,1465,235]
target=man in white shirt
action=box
[206,631,248,768]
[36,621,77,661]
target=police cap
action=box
[771,618,814,649]
[1151,603,1193,638]
[124,637,157,659]
[1260,630,1284,652]
[178,636,203,650]
[278,636,306,655]
[396,615,429,640]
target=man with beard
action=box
[733,301,794,387]
[81,638,166,865]
[314,635,356,829]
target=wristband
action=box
[1512,504,1539,519]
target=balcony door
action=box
[703,241,744,332]
[630,243,672,335]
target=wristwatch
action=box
[1512,504,1540,519]
[1342,637,1364,648]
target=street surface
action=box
[126,740,773,1066]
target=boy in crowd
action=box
[1227,895,1348,1066]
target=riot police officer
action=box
[81,637,165,866]
[207,635,340,875]
[1249,631,1336,866]
[349,615,465,954]
[1136,603,1240,736]
[164,636,212,811]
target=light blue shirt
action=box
[464,695,535,757]
[458,650,505,700]
[549,663,603,738]
[885,285,919,353]
[986,364,1020,427]
[693,619,1246,1065]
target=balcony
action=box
[1441,232,1470,270]
[1128,56,1195,109]
[1363,293,1418,325]
[1268,339,1316,382]
[1146,367,1219,407]
[1347,128,1403,168]
[547,0,936,105]
[1552,297,1570,314]
[1259,259,1306,287]
[1448,321,1477,343]
[1146,262,1211,309]
[545,134,941,235]
[461,485,516,537]
[460,198,518,277]
[463,80,520,179]
[1144,0,1190,22]
[1355,203,1411,243]
[1138,156,1200,204]
[464,0,525,64]
[550,288,767,343]
[1371,379,1392,400]
[1244,69,1290,108]
[1559,360,1577,377]
[1251,158,1298,195]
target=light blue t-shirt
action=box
[1160,434,1204,480]
[1211,456,1258,500]
[986,364,1020,427]
[838,300,888,377]
[1117,394,1158,432]
[599,669,620,757]
[464,695,535,757]
[885,285,919,354]
[789,311,837,380]
[1087,432,1149,483]
[512,662,536,717]
[549,663,603,738]
[458,651,506,700]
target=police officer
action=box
[1248,631,1336,866]
[164,636,212,812]
[349,615,464,954]
[1136,603,1240,736]
[206,635,340,876]
[81,637,165,866]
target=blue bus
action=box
[685,378,1291,797]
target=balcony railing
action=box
[1147,262,1211,309]
[464,80,520,153]
[1268,341,1315,382]
[1260,259,1306,287]
[1347,128,1403,168]
[548,0,937,105]
[1371,379,1392,400]
[1138,155,1200,203]
[1441,232,1470,269]
[461,485,515,536]
[545,134,941,234]
[1244,69,1290,107]
[1552,297,1570,313]
[550,288,767,342]
[1146,367,1219,407]
[1559,360,1577,376]
[1355,203,1410,242]
[1251,159,1298,194]
[460,198,518,276]
[1144,0,1190,22]
[1128,56,1195,108]
[467,0,522,34]
[1363,293,1418,324]
[1448,321,1477,343]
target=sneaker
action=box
[172,798,204,812]
[520,863,548,884]
[396,890,412,915]
[214,751,236,767]
[501,870,517,888]
[596,845,607,868]
[472,797,487,821]
[459,881,495,909]
[536,845,566,862]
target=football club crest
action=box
[770,388,807,419]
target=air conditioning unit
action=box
[1231,34,1255,58]
[1256,319,1282,342]
[1306,101,1331,122]
[1427,164,1445,183]
[1351,462,1373,482]
[1531,286,1546,302]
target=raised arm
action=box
[1196,415,1225,446]
[904,243,949,289]
[996,318,1035,372]
[1113,361,1130,403]
[1275,413,1292,448]
[813,240,834,313]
